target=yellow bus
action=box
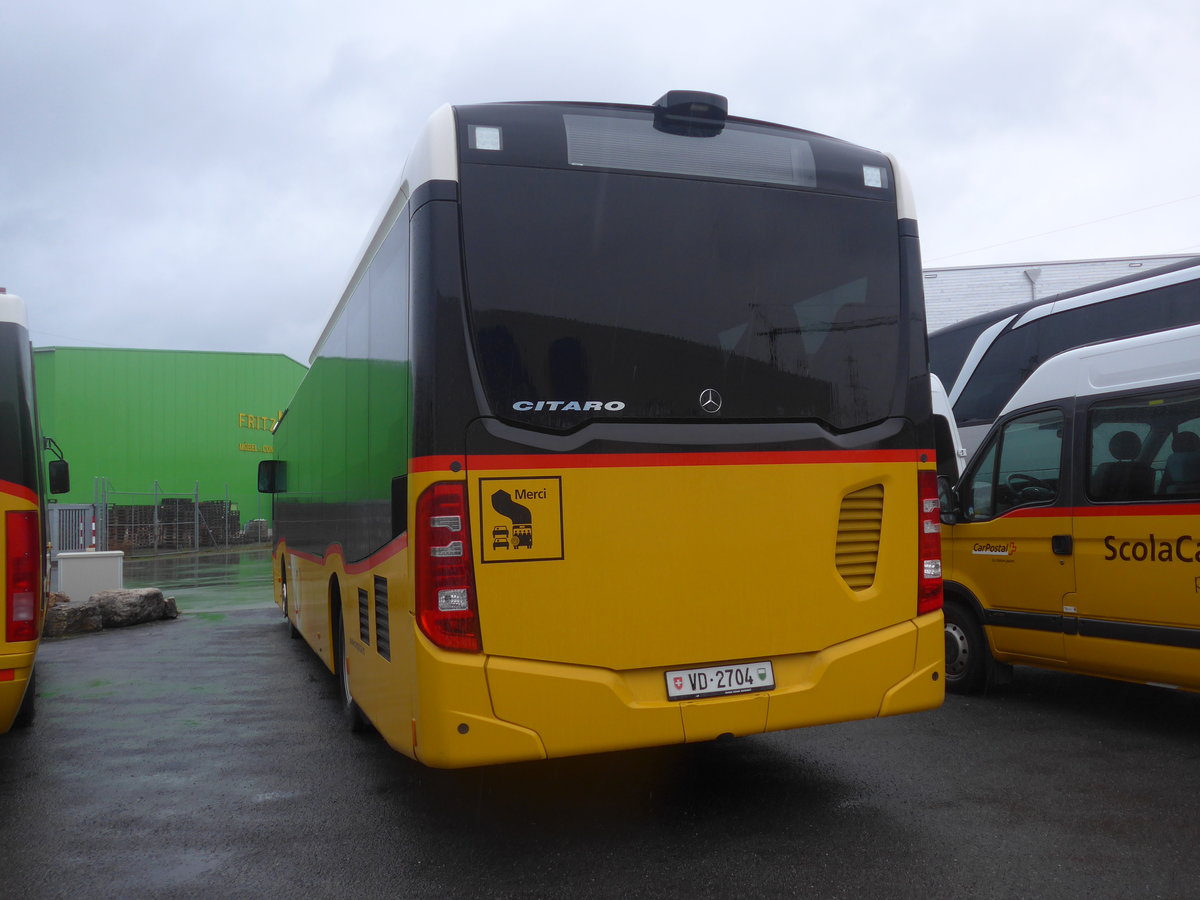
[1,289,68,734]
[260,92,945,767]
[941,324,1200,693]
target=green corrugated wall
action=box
[33,347,306,528]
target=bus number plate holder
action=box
[665,661,775,701]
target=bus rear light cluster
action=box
[917,470,944,615]
[6,511,40,643]
[415,482,482,653]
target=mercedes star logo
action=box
[699,388,723,414]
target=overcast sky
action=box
[3,0,1198,363]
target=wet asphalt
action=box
[1,548,1198,898]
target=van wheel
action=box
[944,600,989,694]
[13,669,35,728]
[335,613,368,734]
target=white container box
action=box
[56,551,125,602]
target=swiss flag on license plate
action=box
[672,677,683,690]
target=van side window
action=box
[1157,419,1200,498]
[1087,389,1200,501]
[964,409,1064,521]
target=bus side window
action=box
[965,409,1063,520]
[391,475,407,537]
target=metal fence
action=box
[66,478,270,556]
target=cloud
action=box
[2,0,1199,362]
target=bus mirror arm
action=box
[44,436,66,461]
[937,474,960,525]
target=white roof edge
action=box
[884,153,916,221]
[400,103,458,192]
[946,314,1016,405]
[1011,263,1200,330]
[0,292,28,329]
[1001,323,1200,415]
[310,105,460,364]
[924,253,1198,275]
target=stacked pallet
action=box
[104,499,247,550]
[158,498,197,549]
[105,504,157,551]
[198,500,240,546]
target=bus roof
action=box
[930,255,1200,340]
[931,255,1200,410]
[313,95,914,365]
[1001,322,1200,415]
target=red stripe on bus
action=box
[1072,502,1200,517]
[992,507,1072,520]
[413,449,931,473]
[987,502,1200,521]
[0,480,37,506]
[284,534,409,573]
[411,456,462,473]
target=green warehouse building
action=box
[34,347,306,553]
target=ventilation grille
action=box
[374,576,391,661]
[836,484,884,590]
[358,589,370,644]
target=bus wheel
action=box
[13,670,35,728]
[281,564,298,639]
[944,600,988,695]
[336,614,368,734]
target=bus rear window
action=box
[563,114,818,188]
[460,165,903,432]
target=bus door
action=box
[1067,388,1200,688]
[946,407,1074,662]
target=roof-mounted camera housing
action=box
[652,90,728,137]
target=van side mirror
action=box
[258,459,286,494]
[937,474,958,525]
[48,459,70,495]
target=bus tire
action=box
[281,563,298,639]
[335,609,368,734]
[944,599,989,694]
[13,669,35,729]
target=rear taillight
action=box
[917,470,943,616]
[415,482,482,653]
[6,511,40,643]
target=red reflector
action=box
[6,510,41,643]
[415,482,482,653]
[917,470,943,615]
[0,669,14,682]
